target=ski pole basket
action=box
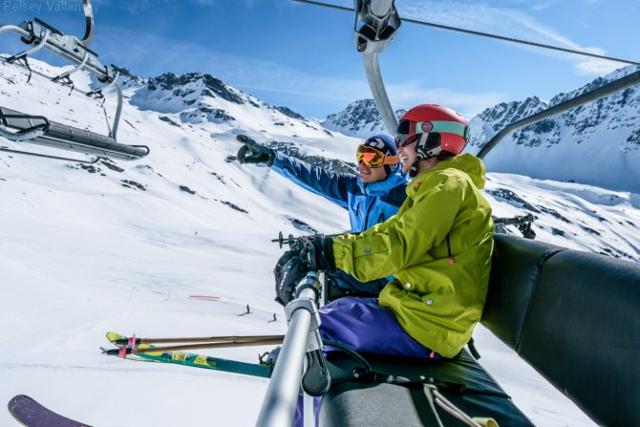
[0,0,150,162]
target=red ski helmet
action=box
[395,104,470,160]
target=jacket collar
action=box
[407,154,487,197]
[358,165,408,196]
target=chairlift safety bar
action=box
[256,273,328,427]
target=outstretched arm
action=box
[272,152,358,209]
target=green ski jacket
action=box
[333,153,495,358]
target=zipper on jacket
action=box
[446,234,456,264]
[363,199,376,229]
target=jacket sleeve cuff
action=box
[332,238,354,276]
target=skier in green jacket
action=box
[275,104,495,359]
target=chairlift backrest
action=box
[483,234,640,426]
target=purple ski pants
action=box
[294,297,440,426]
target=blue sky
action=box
[1,0,638,119]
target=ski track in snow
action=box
[1,57,637,426]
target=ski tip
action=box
[8,395,35,427]
[8,394,30,409]
[106,331,125,344]
[8,394,94,427]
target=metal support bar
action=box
[363,52,398,133]
[256,279,324,427]
[96,80,123,140]
[0,25,30,38]
[81,0,95,47]
[0,146,99,164]
[477,69,640,159]
[52,51,89,83]
[112,80,123,140]
[6,29,50,62]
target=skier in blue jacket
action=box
[237,133,408,296]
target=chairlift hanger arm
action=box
[351,0,401,133]
[17,19,113,82]
[291,0,640,66]
[81,0,95,46]
[0,5,114,83]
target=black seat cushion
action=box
[320,350,534,427]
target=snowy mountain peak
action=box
[126,71,321,135]
[148,72,248,106]
[551,65,640,106]
[322,98,405,138]
[274,106,305,120]
[467,65,640,193]
[132,71,260,125]
[473,96,548,135]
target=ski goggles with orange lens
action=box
[356,145,400,168]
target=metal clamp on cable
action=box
[354,0,401,54]
[353,0,400,133]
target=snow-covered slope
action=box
[0,57,359,426]
[2,56,638,426]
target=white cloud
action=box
[395,0,620,76]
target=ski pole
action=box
[104,337,285,356]
[111,334,285,346]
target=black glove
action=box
[274,250,310,306]
[236,135,275,166]
[301,235,335,272]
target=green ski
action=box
[105,332,273,378]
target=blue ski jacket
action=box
[271,152,408,233]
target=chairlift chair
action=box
[0,0,150,163]
[257,2,640,427]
